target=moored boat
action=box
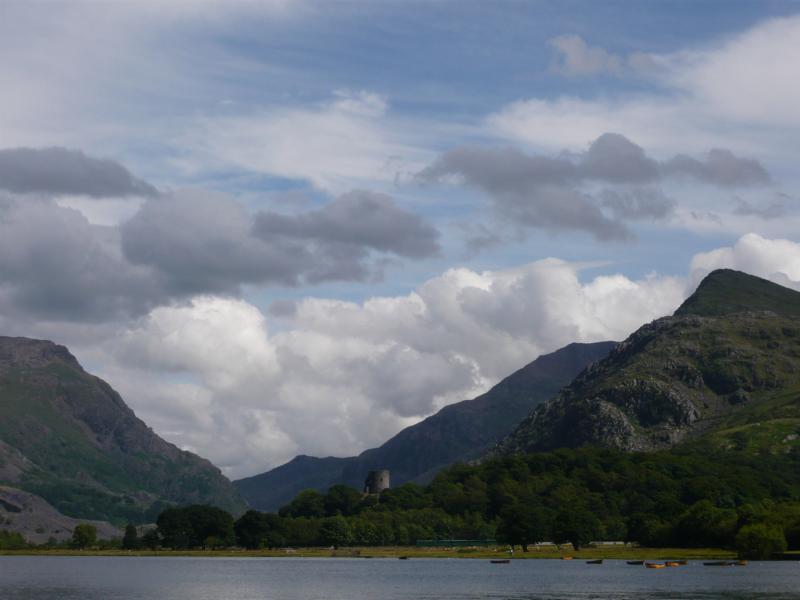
[586,559,603,564]
[645,562,665,569]
[703,561,734,566]
[491,559,510,564]
[626,560,645,565]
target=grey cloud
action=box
[600,188,676,220]
[733,197,786,219]
[122,189,440,294]
[253,190,441,259]
[0,197,162,321]
[0,147,157,197]
[418,146,575,189]
[268,299,298,319]
[418,133,771,247]
[662,148,770,187]
[580,133,660,183]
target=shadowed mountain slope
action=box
[235,341,616,511]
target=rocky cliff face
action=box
[236,341,616,511]
[498,270,800,455]
[0,337,246,524]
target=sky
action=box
[2,1,800,479]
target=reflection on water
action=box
[1,556,798,600]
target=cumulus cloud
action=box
[0,147,157,197]
[0,183,439,322]
[418,133,763,243]
[253,190,440,260]
[122,189,439,293]
[0,197,162,321]
[689,233,800,289]
[99,257,686,477]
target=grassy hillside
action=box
[0,337,246,524]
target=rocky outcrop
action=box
[0,486,120,544]
[499,271,800,455]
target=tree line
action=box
[7,446,798,559]
[143,446,800,559]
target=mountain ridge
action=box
[235,341,616,511]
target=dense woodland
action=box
[131,446,800,559]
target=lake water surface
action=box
[2,556,799,599]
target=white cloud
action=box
[99,257,685,478]
[491,15,800,162]
[174,90,432,192]
[689,232,800,289]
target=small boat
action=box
[645,562,665,569]
[398,556,409,560]
[561,556,574,560]
[665,561,681,567]
[627,560,645,565]
[676,560,688,565]
[491,559,511,564]
[586,559,603,564]
[703,561,734,566]
[735,560,748,566]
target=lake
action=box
[1,556,799,599]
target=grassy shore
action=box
[0,545,738,560]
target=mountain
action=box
[235,341,616,511]
[499,269,800,455]
[0,336,247,524]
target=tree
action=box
[497,503,549,551]
[552,508,599,551]
[319,515,352,548]
[122,524,140,550]
[235,510,284,549]
[735,524,787,559]
[71,524,97,549]
[141,529,160,550]
[324,485,363,517]
[279,490,326,518]
[157,505,235,549]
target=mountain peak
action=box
[675,269,800,318]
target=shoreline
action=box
[0,546,739,560]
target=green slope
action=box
[0,337,246,524]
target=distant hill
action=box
[499,269,800,456]
[0,337,247,524]
[235,341,616,511]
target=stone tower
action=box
[363,469,390,494]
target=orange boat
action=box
[645,562,665,569]
[561,556,574,560]
[665,561,681,567]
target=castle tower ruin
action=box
[363,469,390,494]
